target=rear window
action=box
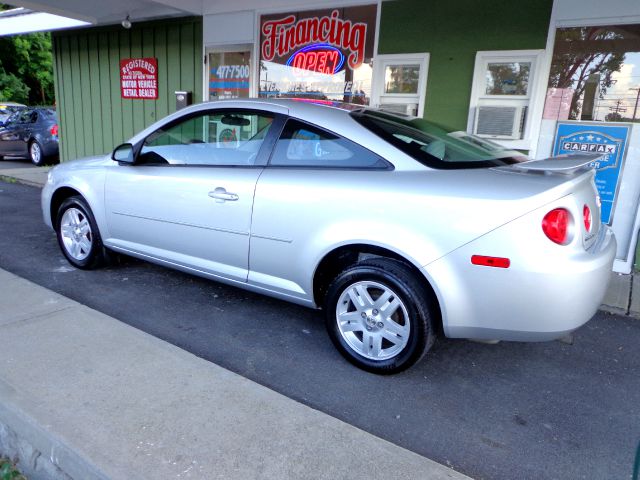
[39,108,56,119]
[351,110,529,169]
[270,119,389,169]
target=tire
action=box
[56,196,107,269]
[325,257,436,374]
[28,139,45,166]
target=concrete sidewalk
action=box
[0,269,469,480]
[0,165,52,187]
[2,164,639,319]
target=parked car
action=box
[0,102,27,126]
[0,107,58,165]
[41,99,616,373]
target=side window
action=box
[270,119,389,169]
[139,110,274,166]
[18,110,32,124]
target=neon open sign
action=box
[286,44,345,75]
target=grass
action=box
[0,458,26,480]
[0,176,17,184]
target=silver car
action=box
[42,99,616,373]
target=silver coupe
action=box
[42,99,616,373]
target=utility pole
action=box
[608,99,627,117]
[630,87,640,121]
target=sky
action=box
[593,52,640,121]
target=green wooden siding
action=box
[378,0,553,131]
[52,17,202,162]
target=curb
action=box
[0,392,109,480]
[0,174,44,188]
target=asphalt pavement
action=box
[0,173,639,479]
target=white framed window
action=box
[371,53,429,117]
[467,50,544,148]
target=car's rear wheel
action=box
[56,196,107,269]
[29,140,45,166]
[325,257,435,374]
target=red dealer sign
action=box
[120,57,158,99]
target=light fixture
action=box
[122,15,132,29]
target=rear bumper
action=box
[41,136,59,157]
[424,224,616,342]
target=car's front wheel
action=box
[56,196,107,269]
[325,258,436,374]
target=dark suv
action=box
[0,107,59,165]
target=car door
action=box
[104,108,280,283]
[0,110,33,156]
[249,118,392,300]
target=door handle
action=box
[208,187,239,203]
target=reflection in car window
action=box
[16,110,35,124]
[270,119,389,169]
[351,110,529,169]
[140,110,274,166]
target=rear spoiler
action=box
[503,154,601,175]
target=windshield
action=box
[351,110,529,169]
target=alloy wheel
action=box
[335,280,411,360]
[30,142,42,164]
[60,207,93,261]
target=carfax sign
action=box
[552,122,631,224]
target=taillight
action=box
[583,204,592,232]
[50,124,58,136]
[542,208,571,245]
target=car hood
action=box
[51,155,112,173]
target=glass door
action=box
[207,47,252,101]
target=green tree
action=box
[0,4,55,105]
[0,32,54,105]
[0,70,29,102]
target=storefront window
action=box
[258,6,377,105]
[547,24,640,121]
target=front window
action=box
[139,110,274,166]
[352,110,528,169]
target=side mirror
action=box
[112,143,134,164]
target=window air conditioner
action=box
[380,102,418,117]
[473,105,527,140]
